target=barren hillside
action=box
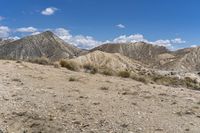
[71,50,144,72]
[91,42,170,66]
[0,60,200,133]
[160,47,200,71]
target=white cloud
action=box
[0,26,10,38]
[16,27,38,33]
[111,34,186,48]
[0,16,4,21]
[53,28,187,49]
[191,45,197,48]
[111,34,172,47]
[171,38,186,44]
[71,35,101,48]
[113,34,147,43]
[31,32,41,35]
[41,7,57,16]
[8,36,20,40]
[116,24,125,29]
[54,28,101,49]
[152,39,171,47]
[54,28,72,40]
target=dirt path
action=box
[0,60,200,133]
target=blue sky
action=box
[0,0,200,49]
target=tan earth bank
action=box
[0,60,200,133]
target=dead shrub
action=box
[151,75,182,86]
[69,77,78,82]
[60,60,79,71]
[100,87,109,90]
[101,68,114,76]
[16,60,22,63]
[53,62,60,68]
[83,63,98,74]
[29,57,51,65]
[131,74,148,84]
[150,74,200,90]
[118,71,130,78]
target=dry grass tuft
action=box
[131,74,148,84]
[29,57,51,65]
[53,62,60,68]
[100,87,109,90]
[150,75,200,90]
[60,60,79,71]
[69,77,78,82]
[83,63,98,74]
[118,71,130,78]
[101,69,113,76]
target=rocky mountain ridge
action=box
[0,31,82,61]
[1,31,200,72]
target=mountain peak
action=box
[41,31,54,36]
[0,31,81,61]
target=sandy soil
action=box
[0,60,200,133]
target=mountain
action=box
[160,47,200,71]
[0,31,81,61]
[71,50,145,72]
[0,38,14,46]
[91,42,170,67]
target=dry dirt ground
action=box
[0,60,200,133]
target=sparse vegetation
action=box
[118,71,130,78]
[131,74,148,84]
[29,57,51,65]
[148,74,200,90]
[60,60,79,71]
[83,63,98,74]
[183,77,200,90]
[101,69,113,76]
[53,62,60,68]
[151,75,182,86]
[16,60,22,63]
[69,77,78,82]
[100,86,109,90]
